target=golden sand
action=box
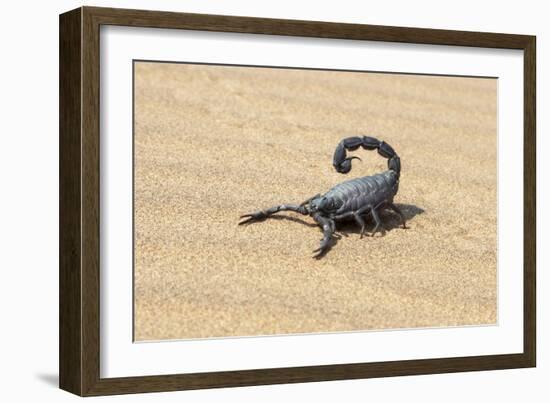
[133,62,497,341]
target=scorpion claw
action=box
[312,239,331,258]
[238,211,267,225]
[312,248,325,258]
[312,247,329,259]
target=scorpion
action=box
[238,136,407,257]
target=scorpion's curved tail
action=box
[332,136,401,178]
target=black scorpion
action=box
[239,137,407,257]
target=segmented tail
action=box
[332,136,401,178]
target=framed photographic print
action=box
[59,6,536,396]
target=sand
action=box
[133,62,497,341]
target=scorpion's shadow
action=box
[271,203,425,258]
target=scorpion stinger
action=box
[239,136,407,258]
[333,136,401,179]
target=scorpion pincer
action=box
[239,136,407,257]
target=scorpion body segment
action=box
[239,136,406,257]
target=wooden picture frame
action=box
[59,6,536,396]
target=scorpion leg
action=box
[353,205,372,238]
[386,202,407,229]
[312,214,335,258]
[370,207,386,237]
[353,214,367,238]
[332,206,371,238]
[332,211,354,221]
[239,204,308,225]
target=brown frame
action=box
[59,6,536,396]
